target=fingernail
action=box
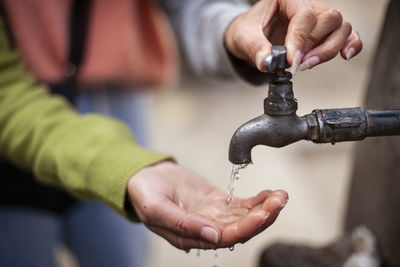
[201,227,219,244]
[256,49,269,72]
[346,48,355,61]
[290,50,303,75]
[273,190,286,198]
[299,56,320,71]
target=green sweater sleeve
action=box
[0,18,172,220]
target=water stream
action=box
[227,164,248,206]
[193,164,249,266]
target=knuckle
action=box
[342,21,352,34]
[304,36,317,51]
[326,9,343,27]
[292,33,308,48]
[303,8,317,26]
[320,48,339,62]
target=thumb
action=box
[241,25,273,72]
[225,16,273,72]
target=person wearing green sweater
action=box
[0,0,362,266]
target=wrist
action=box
[127,160,176,197]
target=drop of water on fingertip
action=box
[214,250,218,258]
[196,249,200,257]
[229,245,235,251]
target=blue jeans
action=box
[0,89,150,267]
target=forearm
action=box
[160,0,251,79]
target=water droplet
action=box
[229,245,235,251]
[197,249,200,257]
[214,250,218,258]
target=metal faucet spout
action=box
[228,114,308,164]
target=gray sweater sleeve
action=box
[159,0,267,84]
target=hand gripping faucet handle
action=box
[264,46,290,73]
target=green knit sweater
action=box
[0,18,172,220]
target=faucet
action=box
[229,46,400,165]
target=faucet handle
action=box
[264,46,289,73]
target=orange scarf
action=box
[4,0,178,88]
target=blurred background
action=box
[143,0,389,266]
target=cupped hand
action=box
[127,161,288,250]
[225,0,362,73]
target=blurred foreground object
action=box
[259,225,379,267]
[345,0,400,266]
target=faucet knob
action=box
[264,46,292,83]
[264,46,290,73]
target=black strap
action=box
[0,1,15,48]
[64,0,93,80]
[51,0,93,103]
[0,0,93,78]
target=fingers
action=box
[229,190,271,209]
[340,30,362,61]
[138,197,221,244]
[299,21,352,71]
[285,4,317,73]
[149,226,217,250]
[282,1,362,72]
[305,9,343,52]
[220,190,288,246]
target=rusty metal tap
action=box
[229,46,400,165]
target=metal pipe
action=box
[229,108,400,165]
[306,108,400,144]
[366,110,400,137]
